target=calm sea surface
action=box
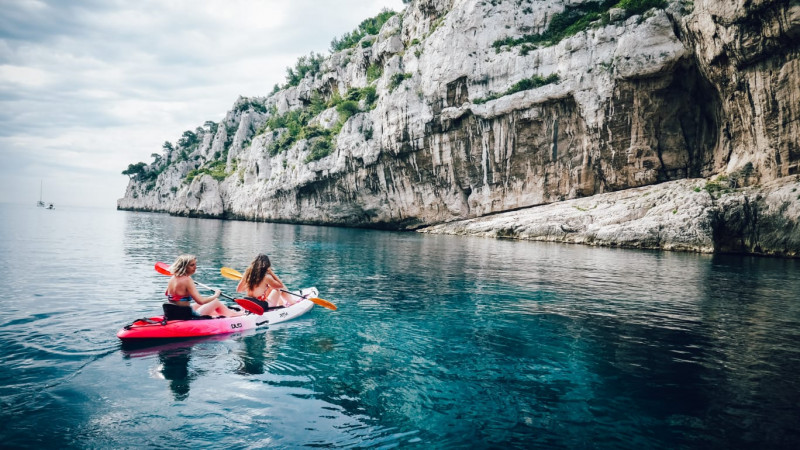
[0,203,798,449]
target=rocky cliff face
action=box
[118,0,800,255]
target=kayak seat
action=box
[162,303,212,321]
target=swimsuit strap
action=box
[165,291,191,302]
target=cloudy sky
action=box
[0,0,405,208]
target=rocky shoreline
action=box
[118,174,800,258]
[418,175,800,258]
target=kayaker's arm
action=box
[263,274,286,295]
[266,267,286,290]
[236,276,247,293]
[264,268,294,306]
[187,278,220,305]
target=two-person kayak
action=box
[117,288,317,341]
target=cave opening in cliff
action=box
[665,61,721,179]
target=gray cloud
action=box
[0,0,108,43]
[0,0,405,207]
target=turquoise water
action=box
[0,203,799,448]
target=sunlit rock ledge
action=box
[417,176,800,258]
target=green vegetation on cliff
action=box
[699,163,756,198]
[615,0,669,16]
[123,5,396,187]
[259,85,378,163]
[389,73,413,92]
[234,99,268,114]
[330,9,397,52]
[279,7,398,90]
[122,162,147,178]
[283,52,326,88]
[122,120,231,190]
[186,159,231,183]
[474,73,560,104]
[492,0,668,52]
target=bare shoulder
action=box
[175,276,195,289]
[268,273,283,282]
[265,273,284,287]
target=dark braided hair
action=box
[243,254,271,290]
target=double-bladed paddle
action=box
[220,266,337,311]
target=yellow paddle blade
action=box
[220,267,243,280]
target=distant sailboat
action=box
[37,181,45,207]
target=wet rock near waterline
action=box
[418,176,800,257]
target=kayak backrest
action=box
[163,303,194,320]
[163,303,212,321]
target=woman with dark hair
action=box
[166,254,242,317]
[236,254,294,308]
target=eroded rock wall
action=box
[118,0,800,254]
[683,0,800,178]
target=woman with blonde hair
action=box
[166,254,241,317]
[236,254,294,308]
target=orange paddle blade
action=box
[308,297,337,311]
[155,262,172,276]
[220,267,243,280]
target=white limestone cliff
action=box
[118,0,800,256]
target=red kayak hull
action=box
[117,295,316,341]
[117,315,261,340]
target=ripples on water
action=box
[0,203,799,448]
